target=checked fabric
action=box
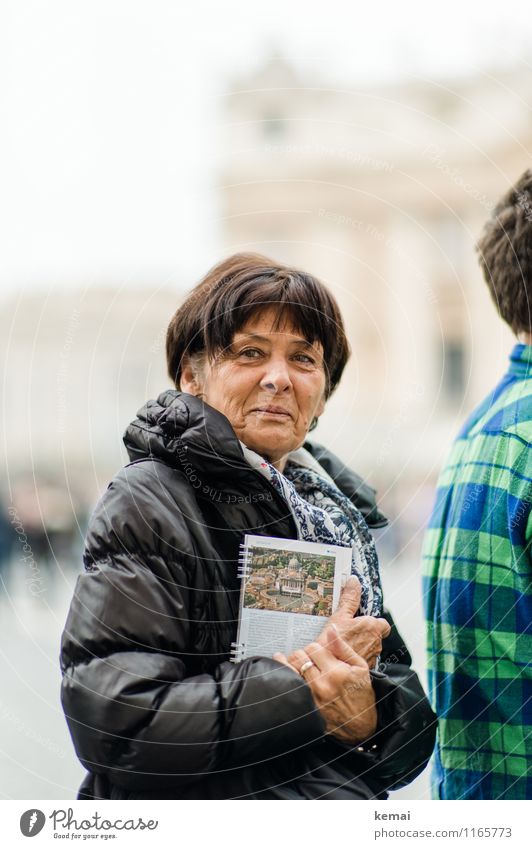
[423,344,532,799]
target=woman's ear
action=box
[308,393,326,432]
[179,356,202,395]
[315,392,326,420]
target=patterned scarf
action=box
[241,444,382,616]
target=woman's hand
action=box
[274,626,377,744]
[321,576,391,668]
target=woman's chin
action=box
[240,419,300,460]
[245,434,294,462]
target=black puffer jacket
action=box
[60,391,436,800]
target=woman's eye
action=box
[236,348,318,365]
[239,348,262,359]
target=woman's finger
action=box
[376,617,392,638]
[299,661,321,684]
[273,652,301,675]
[288,648,311,668]
[326,624,367,668]
[304,640,340,673]
[334,576,361,618]
[285,649,321,682]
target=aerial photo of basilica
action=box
[244,548,336,616]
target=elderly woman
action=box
[61,253,435,800]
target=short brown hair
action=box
[476,169,532,333]
[166,252,350,399]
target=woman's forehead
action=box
[234,308,323,347]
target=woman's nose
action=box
[259,361,292,393]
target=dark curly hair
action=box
[166,252,351,402]
[476,169,532,333]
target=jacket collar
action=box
[124,390,387,527]
[507,343,532,379]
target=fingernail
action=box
[346,576,360,588]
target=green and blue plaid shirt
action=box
[423,344,532,800]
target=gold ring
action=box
[300,660,315,677]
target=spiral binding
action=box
[231,540,252,662]
[237,541,252,579]
[230,640,245,663]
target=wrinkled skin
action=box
[275,577,391,744]
[180,307,327,471]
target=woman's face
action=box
[181,308,327,471]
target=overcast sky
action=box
[1,0,532,295]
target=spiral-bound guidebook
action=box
[231,534,353,662]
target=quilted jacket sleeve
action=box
[60,463,325,795]
[329,609,437,792]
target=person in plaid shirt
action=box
[423,171,532,800]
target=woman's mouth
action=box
[252,407,292,419]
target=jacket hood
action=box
[124,390,387,527]
[124,390,250,478]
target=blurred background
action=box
[1,0,531,799]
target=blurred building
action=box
[3,56,532,560]
[219,55,531,533]
[0,287,178,506]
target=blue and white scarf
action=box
[241,444,382,616]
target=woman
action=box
[60,253,436,800]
